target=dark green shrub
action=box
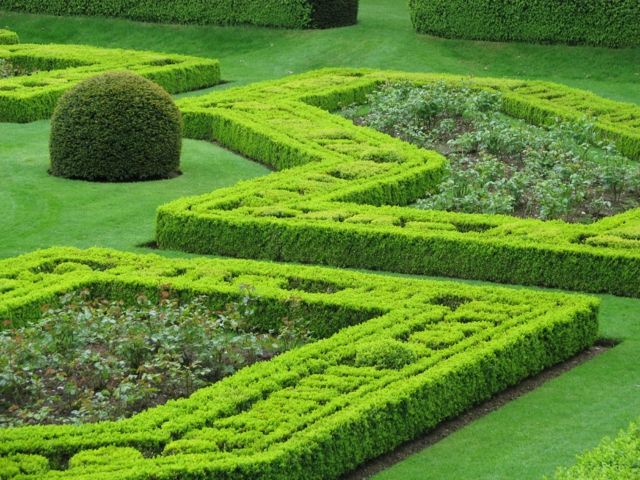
[49,71,182,182]
[408,0,640,48]
[309,0,359,28]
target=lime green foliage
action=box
[50,71,182,182]
[0,0,358,29]
[0,247,598,479]
[0,43,220,122]
[0,29,18,44]
[553,419,640,479]
[409,0,640,48]
[155,68,640,296]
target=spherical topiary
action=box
[49,71,182,182]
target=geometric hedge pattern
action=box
[0,43,220,122]
[155,69,640,296]
[0,247,599,479]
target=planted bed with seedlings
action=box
[342,82,640,223]
[0,289,311,427]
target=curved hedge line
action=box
[0,28,19,44]
[408,0,640,48]
[553,419,640,479]
[0,247,598,479]
[0,0,358,29]
[155,68,640,297]
[0,43,220,123]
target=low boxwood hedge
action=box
[0,247,599,479]
[155,68,640,297]
[0,43,220,122]
[0,29,19,44]
[0,0,359,29]
[408,0,640,48]
[553,418,640,479]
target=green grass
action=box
[0,121,268,259]
[2,0,639,103]
[1,1,640,478]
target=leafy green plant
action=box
[344,82,640,223]
[0,288,312,426]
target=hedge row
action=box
[0,0,358,29]
[0,28,19,44]
[408,0,640,48]
[155,68,640,297]
[552,418,640,479]
[0,43,220,122]
[0,247,599,479]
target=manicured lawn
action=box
[1,1,639,478]
[0,121,268,259]
[2,0,639,104]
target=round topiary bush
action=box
[49,71,182,182]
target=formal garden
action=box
[0,0,639,478]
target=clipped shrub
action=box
[0,29,19,44]
[0,0,359,29]
[308,0,359,28]
[408,0,640,48]
[49,71,182,182]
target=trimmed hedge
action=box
[0,247,599,479]
[553,419,640,479]
[50,71,182,182]
[0,28,19,44]
[408,0,640,48]
[0,0,359,29]
[155,68,640,297]
[0,43,220,123]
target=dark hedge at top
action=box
[49,71,182,183]
[409,0,640,48]
[0,0,359,29]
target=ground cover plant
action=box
[0,43,220,122]
[155,68,640,296]
[343,82,640,223]
[0,247,598,479]
[0,0,358,29]
[408,0,640,48]
[0,288,311,427]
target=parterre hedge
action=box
[408,0,640,48]
[0,28,19,44]
[0,43,220,122]
[0,0,358,29]
[0,247,599,479]
[155,68,640,297]
[553,418,640,479]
